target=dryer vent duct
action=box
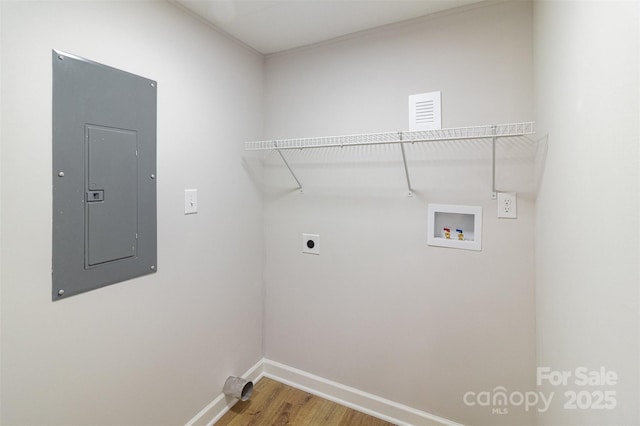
[223,376,253,401]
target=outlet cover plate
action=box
[302,234,320,255]
[497,192,517,219]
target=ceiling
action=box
[176,0,484,55]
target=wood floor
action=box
[216,377,395,426]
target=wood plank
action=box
[216,377,395,426]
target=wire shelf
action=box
[245,122,535,151]
[245,121,536,197]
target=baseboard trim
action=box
[262,359,462,426]
[185,358,462,426]
[185,359,264,426]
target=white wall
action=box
[534,1,639,425]
[262,2,536,425]
[0,1,264,424]
[0,2,3,423]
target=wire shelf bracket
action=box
[398,132,413,196]
[491,125,498,199]
[247,122,535,197]
[273,142,303,192]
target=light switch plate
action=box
[185,189,198,214]
[302,234,320,255]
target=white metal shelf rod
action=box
[274,143,303,192]
[398,132,413,196]
[253,135,488,150]
[245,122,534,151]
[492,126,497,199]
[253,122,535,197]
[248,131,534,151]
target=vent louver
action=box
[409,91,441,131]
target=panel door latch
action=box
[86,190,104,202]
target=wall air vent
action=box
[409,91,441,131]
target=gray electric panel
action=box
[52,50,157,300]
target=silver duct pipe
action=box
[223,376,253,401]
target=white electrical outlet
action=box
[497,192,517,219]
[302,234,320,255]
